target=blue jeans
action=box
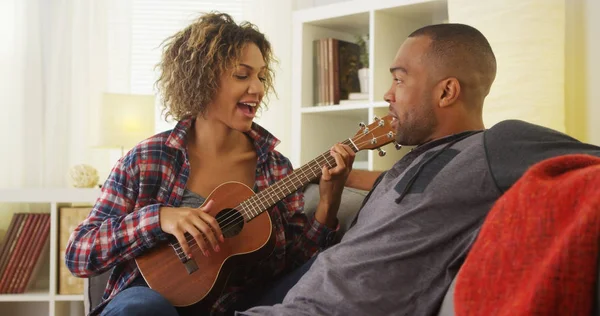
[100,284,177,316]
[101,255,317,316]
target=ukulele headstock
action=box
[351,115,399,153]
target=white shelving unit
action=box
[291,0,448,171]
[0,188,100,316]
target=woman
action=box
[65,12,354,316]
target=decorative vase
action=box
[358,67,369,94]
[67,164,100,188]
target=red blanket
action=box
[455,154,600,316]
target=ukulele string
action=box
[172,126,395,256]
[207,123,394,233]
[209,124,394,233]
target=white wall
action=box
[448,0,566,132]
[244,0,294,157]
[585,0,600,145]
[293,0,351,10]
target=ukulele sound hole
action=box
[216,208,244,238]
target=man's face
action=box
[385,36,439,146]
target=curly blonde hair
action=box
[155,12,276,121]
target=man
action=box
[239,23,600,316]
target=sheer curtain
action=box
[0,0,114,188]
[129,0,246,133]
[0,0,289,189]
[0,0,38,188]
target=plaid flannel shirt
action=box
[65,118,337,315]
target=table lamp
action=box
[94,93,156,156]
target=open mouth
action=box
[237,102,258,118]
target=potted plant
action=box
[356,35,369,94]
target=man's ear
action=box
[436,77,460,108]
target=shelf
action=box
[304,12,369,35]
[301,103,370,113]
[377,0,447,20]
[293,1,370,24]
[0,292,50,302]
[54,294,84,302]
[293,0,445,24]
[0,188,100,203]
[354,161,369,170]
[301,104,370,123]
[373,101,388,108]
[0,190,94,316]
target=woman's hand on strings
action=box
[159,200,224,258]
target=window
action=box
[129,0,246,132]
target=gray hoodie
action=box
[240,120,600,316]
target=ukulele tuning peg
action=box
[374,116,379,121]
[359,122,366,128]
[377,148,386,157]
[394,142,402,150]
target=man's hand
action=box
[314,143,356,228]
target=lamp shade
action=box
[93,93,156,152]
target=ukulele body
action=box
[135,181,275,307]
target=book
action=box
[0,213,34,293]
[7,213,42,293]
[339,99,369,106]
[348,92,368,100]
[313,38,361,106]
[0,214,24,281]
[16,214,50,293]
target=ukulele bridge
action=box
[183,258,199,274]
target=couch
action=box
[83,183,600,315]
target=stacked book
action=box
[313,38,362,106]
[0,213,51,294]
[339,92,369,105]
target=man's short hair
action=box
[409,23,497,100]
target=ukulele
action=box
[135,115,398,307]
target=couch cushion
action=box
[302,184,368,241]
[84,269,111,315]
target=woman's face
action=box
[205,42,267,132]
